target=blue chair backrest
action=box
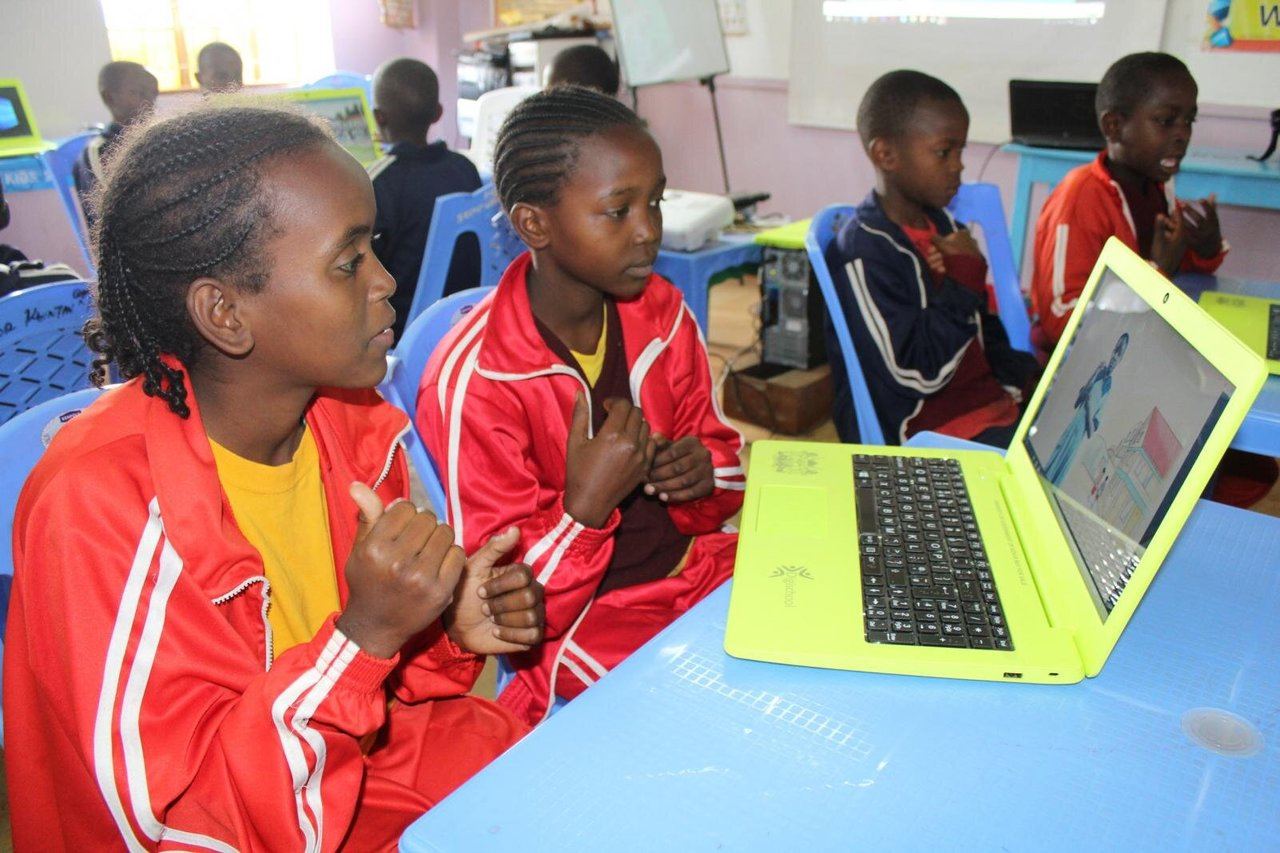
[42,132,98,275]
[380,286,495,517]
[406,184,525,329]
[306,72,373,107]
[806,205,886,445]
[0,280,98,427]
[947,183,1033,353]
[0,385,106,744]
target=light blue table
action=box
[1174,273,1280,457]
[656,234,762,333]
[1004,144,1280,274]
[401,495,1280,849]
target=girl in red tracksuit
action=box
[4,104,546,851]
[418,86,745,725]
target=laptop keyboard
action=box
[854,455,1014,651]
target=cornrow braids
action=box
[83,102,332,417]
[492,85,645,211]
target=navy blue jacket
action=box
[368,141,482,337]
[824,192,1038,444]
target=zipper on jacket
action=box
[211,576,275,670]
[373,423,411,490]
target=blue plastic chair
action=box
[806,205,886,445]
[0,385,106,743]
[406,184,526,329]
[947,183,1034,353]
[380,286,494,517]
[0,280,99,427]
[306,71,373,107]
[42,132,99,274]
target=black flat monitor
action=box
[1009,79,1105,151]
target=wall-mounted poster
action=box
[1205,0,1280,51]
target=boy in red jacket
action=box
[418,87,744,725]
[1030,52,1225,349]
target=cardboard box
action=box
[722,362,833,435]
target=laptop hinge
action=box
[997,474,1061,629]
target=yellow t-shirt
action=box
[210,427,340,660]
[570,306,608,387]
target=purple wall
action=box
[636,77,1279,282]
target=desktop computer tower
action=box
[760,246,826,370]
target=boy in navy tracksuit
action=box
[368,57,482,338]
[826,70,1039,446]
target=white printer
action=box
[659,190,734,252]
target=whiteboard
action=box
[611,0,731,88]
[788,0,1168,143]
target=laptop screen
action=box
[1022,270,1233,620]
[0,82,35,141]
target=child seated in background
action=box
[6,103,544,849]
[826,70,1039,447]
[418,86,744,725]
[368,57,482,338]
[546,44,620,97]
[195,41,243,94]
[1,183,80,294]
[73,61,158,223]
[1030,52,1225,349]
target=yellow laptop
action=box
[277,87,382,167]
[1198,291,1280,375]
[0,79,49,157]
[725,239,1266,683]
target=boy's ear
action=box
[508,202,551,250]
[867,137,897,172]
[372,107,387,130]
[187,278,254,357]
[432,102,444,125]
[1099,110,1123,143]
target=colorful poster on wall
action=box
[1205,0,1280,51]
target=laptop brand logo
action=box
[773,450,819,477]
[769,565,813,607]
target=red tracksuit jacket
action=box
[418,253,744,724]
[4,363,524,851]
[1030,152,1227,345]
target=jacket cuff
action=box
[552,493,621,544]
[321,617,400,695]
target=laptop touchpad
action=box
[756,485,828,535]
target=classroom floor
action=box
[0,275,1276,848]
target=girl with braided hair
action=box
[6,102,545,850]
[417,86,745,725]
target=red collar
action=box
[476,251,689,379]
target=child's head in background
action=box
[86,103,396,417]
[545,45,621,98]
[97,61,158,127]
[857,69,968,218]
[372,57,442,147]
[196,42,244,94]
[1096,52,1197,184]
[493,85,661,302]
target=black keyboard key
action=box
[919,633,968,648]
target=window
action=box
[99,0,336,92]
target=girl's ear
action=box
[509,202,551,250]
[187,278,254,357]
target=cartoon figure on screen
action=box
[1044,333,1130,486]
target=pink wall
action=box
[636,77,1279,282]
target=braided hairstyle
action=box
[492,85,645,212]
[85,103,332,417]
